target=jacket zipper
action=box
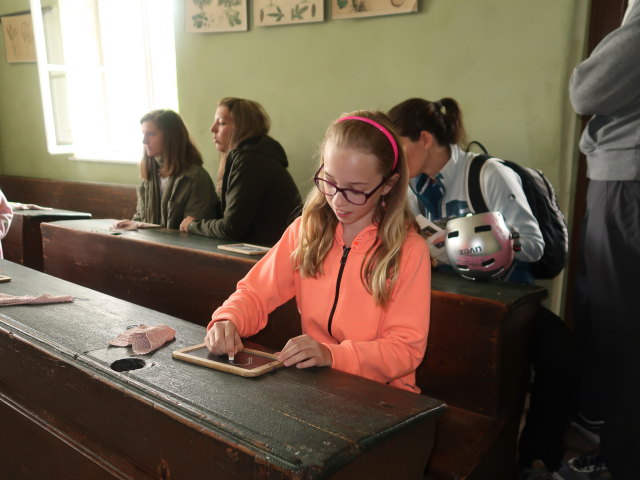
[327,246,351,338]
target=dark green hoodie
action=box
[133,162,218,230]
[188,135,301,246]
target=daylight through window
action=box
[30,0,178,162]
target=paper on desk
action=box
[9,202,53,211]
[415,214,450,266]
[110,220,161,231]
[0,292,74,306]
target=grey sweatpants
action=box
[574,180,640,479]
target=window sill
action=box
[69,155,139,165]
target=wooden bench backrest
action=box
[0,175,137,220]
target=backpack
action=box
[465,141,569,279]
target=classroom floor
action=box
[518,395,607,480]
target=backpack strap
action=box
[467,154,492,213]
[465,140,489,154]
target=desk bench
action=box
[0,260,445,479]
[0,175,137,219]
[4,208,91,271]
[40,218,546,480]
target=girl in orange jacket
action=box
[205,111,431,392]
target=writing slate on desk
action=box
[173,344,282,377]
[217,243,270,255]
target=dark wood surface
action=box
[40,218,547,480]
[0,260,445,479]
[41,219,302,349]
[0,175,137,220]
[3,208,92,271]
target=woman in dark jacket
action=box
[180,98,301,246]
[116,109,218,230]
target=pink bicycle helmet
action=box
[445,212,520,280]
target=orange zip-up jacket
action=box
[209,217,431,392]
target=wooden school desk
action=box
[40,218,301,348]
[4,207,92,271]
[0,260,445,480]
[40,218,547,479]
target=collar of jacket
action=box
[334,222,379,251]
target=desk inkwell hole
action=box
[111,358,146,372]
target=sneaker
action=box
[570,412,603,445]
[568,452,607,474]
[520,460,565,480]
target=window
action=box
[30,0,178,162]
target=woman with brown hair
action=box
[116,109,218,230]
[180,98,300,246]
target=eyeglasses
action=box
[313,165,388,206]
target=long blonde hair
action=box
[292,111,416,307]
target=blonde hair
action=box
[292,111,416,307]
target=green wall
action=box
[0,0,590,309]
[1,0,588,191]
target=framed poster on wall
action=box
[331,0,417,20]
[186,0,248,33]
[1,13,36,63]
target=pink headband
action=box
[335,115,399,171]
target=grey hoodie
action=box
[569,0,640,181]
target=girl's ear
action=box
[419,130,436,150]
[381,172,400,196]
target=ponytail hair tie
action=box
[335,115,399,171]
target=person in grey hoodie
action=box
[180,98,301,246]
[568,1,640,477]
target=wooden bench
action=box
[40,218,545,480]
[417,277,542,480]
[0,175,137,220]
[0,260,445,479]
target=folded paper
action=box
[109,324,176,355]
[0,293,74,306]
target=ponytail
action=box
[388,97,466,147]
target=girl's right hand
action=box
[204,320,244,359]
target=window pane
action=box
[31,0,178,160]
[49,71,72,145]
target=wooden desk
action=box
[4,208,92,271]
[0,261,445,480]
[41,218,301,349]
[0,175,137,219]
[41,218,547,479]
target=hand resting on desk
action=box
[180,216,196,232]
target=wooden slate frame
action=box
[173,344,282,377]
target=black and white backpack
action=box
[465,141,569,279]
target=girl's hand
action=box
[180,216,196,232]
[113,219,137,229]
[276,334,332,369]
[204,320,244,359]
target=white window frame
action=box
[30,0,179,163]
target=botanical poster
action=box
[1,13,36,63]
[254,0,323,26]
[331,0,417,20]
[186,0,248,33]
